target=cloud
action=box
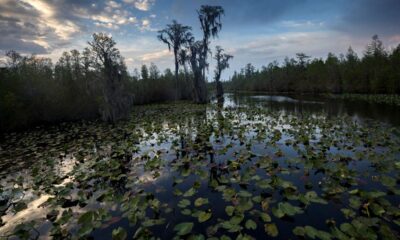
[0,1,49,53]
[106,1,121,9]
[138,18,157,32]
[140,49,171,61]
[73,2,137,29]
[123,0,155,11]
[94,22,120,30]
[280,20,325,29]
[231,32,356,59]
[0,0,86,53]
[20,0,80,40]
[0,0,150,54]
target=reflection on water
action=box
[224,93,400,126]
[0,94,399,239]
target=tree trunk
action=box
[193,69,207,104]
[215,72,224,100]
[174,49,179,101]
[100,57,132,123]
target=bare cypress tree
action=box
[157,20,192,100]
[88,33,132,123]
[214,46,233,100]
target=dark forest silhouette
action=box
[227,35,400,94]
[1,5,399,132]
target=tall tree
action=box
[187,39,208,103]
[214,46,233,99]
[158,20,192,100]
[198,5,225,78]
[191,5,225,103]
[88,33,132,123]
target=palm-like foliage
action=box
[158,20,192,100]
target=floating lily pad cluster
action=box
[0,99,399,239]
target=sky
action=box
[1,0,400,79]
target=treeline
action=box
[0,35,193,132]
[227,35,400,94]
[0,5,232,133]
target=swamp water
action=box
[0,94,400,239]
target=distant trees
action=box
[214,46,233,99]
[228,35,400,95]
[141,64,149,80]
[158,21,192,99]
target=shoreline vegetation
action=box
[225,91,400,107]
[1,32,399,133]
[226,35,400,96]
[1,3,399,134]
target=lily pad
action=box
[174,222,194,236]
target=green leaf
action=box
[78,211,95,225]
[112,227,127,240]
[381,176,396,187]
[304,226,319,238]
[174,222,194,236]
[236,233,254,240]
[194,198,209,207]
[220,221,242,233]
[225,206,235,216]
[181,209,192,215]
[293,227,305,236]
[370,203,385,216]
[183,187,196,197]
[259,212,271,222]
[238,190,252,198]
[14,202,27,212]
[272,207,285,218]
[245,219,257,230]
[273,202,303,218]
[78,224,93,236]
[236,198,253,212]
[178,199,190,208]
[265,223,279,237]
[304,191,328,204]
[188,234,205,240]
[198,211,212,223]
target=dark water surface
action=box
[0,94,399,240]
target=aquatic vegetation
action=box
[0,96,399,239]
